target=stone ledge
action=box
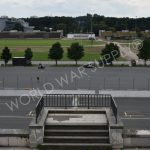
[0,129,29,137]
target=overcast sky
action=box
[0,0,149,18]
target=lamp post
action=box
[135,16,137,32]
[90,14,94,47]
[91,15,93,35]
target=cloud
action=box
[0,0,149,17]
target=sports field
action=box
[0,39,105,61]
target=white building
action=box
[67,33,95,40]
[17,19,34,32]
[0,18,7,32]
[0,17,34,32]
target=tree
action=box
[48,42,64,66]
[25,15,150,36]
[24,48,33,65]
[101,43,120,65]
[138,39,150,66]
[1,47,12,65]
[67,43,84,65]
[13,23,24,31]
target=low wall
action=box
[123,129,150,148]
[0,129,29,147]
[0,32,61,39]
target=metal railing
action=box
[35,97,44,124]
[111,97,118,124]
[35,94,118,124]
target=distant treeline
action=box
[24,14,150,36]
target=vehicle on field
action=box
[38,63,45,69]
[83,62,97,68]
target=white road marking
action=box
[27,111,34,117]
[124,112,144,118]
[122,117,150,120]
[124,112,128,117]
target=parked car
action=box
[131,60,136,66]
[83,62,96,68]
[99,59,112,66]
[38,63,45,69]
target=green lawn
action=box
[0,39,104,61]
[11,51,101,61]
[0,39,104,47]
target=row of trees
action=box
[44,42,120,66]
[1,47,33,65]
[24,14,150,35]
[101,39,150,66]
[0,43,85,66]
[138,39,150,66]
[101,43,120,64]
[49,42,84,66]
[1,39,150,66]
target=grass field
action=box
[0,39,104,47]
[0,39,105,61]
[8,47,103,61]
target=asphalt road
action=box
[0,67,150,90]
[0,96,39,129]
[115,97,150,130]
[0,67,150,129]
[0,96,150,130]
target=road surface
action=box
[0,67,150,90]
[0,96,150,130]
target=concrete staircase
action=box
[41,111,112,150]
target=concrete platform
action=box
[46,113,107,124]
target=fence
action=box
[0,76,150,91]
[35,94,118,124]
[35,97,44,124]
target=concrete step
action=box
[45,124,108,130]
[43,136,110,143]
[41,143,112,150]
[44,129,109,136]
[48,110,106,114]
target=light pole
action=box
[90,14,94,47]
[91,15,93,35]
[135,16,137,32]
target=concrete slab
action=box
[1,90,150,97]
[0,90,95,96]
[137,130,150,136]
[46,113,107,124]
[99,90,150,97]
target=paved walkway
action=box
[0,148,37,150]
[124,149,150,150]
[0,146,149,150]
[115,42,138,61]
[99,90,150,97]
[1,60,150,66]
[0,61,89,65]
[0,90,150,97]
